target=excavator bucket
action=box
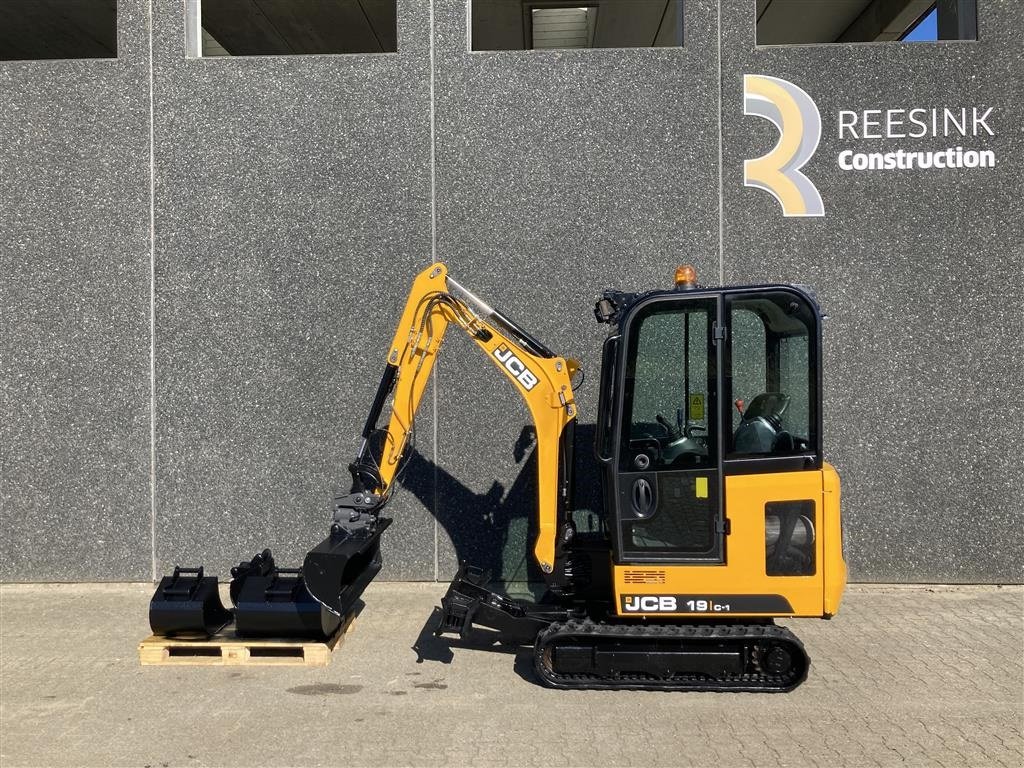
[302,517,392,617]
[229,550,341,639]
[149,566,232,638]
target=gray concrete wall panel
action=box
[2,1,1020,583]
[150,0,434,579]
[719,0,1023,581]
[431,0,721,582]
[0,0,152,581]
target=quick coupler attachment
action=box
[229,550,341,640]
[149,566,232,638]
[302,514,392,617]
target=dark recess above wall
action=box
[200,0,398,56]
[0,0,117,61]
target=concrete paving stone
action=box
[0,583,1021,768]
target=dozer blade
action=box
[230,550,341,640]
[302,517,392,617]
[149,566,232,638]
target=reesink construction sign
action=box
[743,74,998,218]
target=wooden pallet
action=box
[138,613,354,667]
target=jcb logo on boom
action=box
[623,595,677,612]
[494,345,539,391]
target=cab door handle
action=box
[631,478,654,518]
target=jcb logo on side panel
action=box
[743,74,824,217]
[623,595,678,612]
[494,345,539,391]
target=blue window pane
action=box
[903,8,938,41]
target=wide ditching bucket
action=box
[302,517,392,617]
[230,549,341,640]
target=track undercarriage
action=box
[434,564,809,693]
[534,620,807,692]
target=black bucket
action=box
[149,566,232,638]
[230,550,341,640]
[303,517,392,617]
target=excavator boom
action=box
[303,263,579,615]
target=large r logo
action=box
[743,74,824,217]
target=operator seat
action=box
[734,392,790,454]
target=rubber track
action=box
[533,619,809,692]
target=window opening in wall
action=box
[901,6,937,41]
[0,0,117,61]
[471,0,683,51]
[186,0,397,58]
[755,0,976,46]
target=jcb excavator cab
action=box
[595,279,827,566]
[591,275,845,628]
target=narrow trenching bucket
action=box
[229,550,341,640]
[302,517,392,617]
[149,566,232,638]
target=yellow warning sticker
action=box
[695,477,708,498]
[689,393,705,421]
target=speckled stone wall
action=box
[2,1,1021,583]
[0,0,153,581]
[150,0,435,580]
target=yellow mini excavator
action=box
[149,261,845,690]
[297,262,846,692]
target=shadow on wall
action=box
[396,423,605,591]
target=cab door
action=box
[611,296,724,564]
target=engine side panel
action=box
[613,468,841,618]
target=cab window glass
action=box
[729,308,766,435]
[620,301,716,472]
[727,293,816,457]
[779,335,810,444]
